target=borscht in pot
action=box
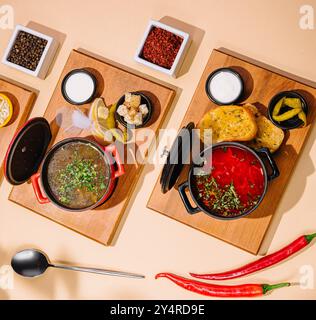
[178,142,279,220]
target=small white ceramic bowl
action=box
[134,20,190,78]
[1,25,58,79]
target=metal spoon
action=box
[11,249,145,279]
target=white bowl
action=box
[1,25,58,79]
[134,20,191,78]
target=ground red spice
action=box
[141,27,183,70]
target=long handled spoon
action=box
[11,249,145,279]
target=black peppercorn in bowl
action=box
[2,25,58,79]
[268,91,308,130]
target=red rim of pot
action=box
[31,138,125,212]
[178,142,280,220]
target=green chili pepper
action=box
[272,108,301,122]
[272,97,285,116]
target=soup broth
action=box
[193,146,265,217]
[47,142,110,209]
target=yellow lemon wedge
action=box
[89,98,128,144]
[0,93,13,128]
[89,98,108,123]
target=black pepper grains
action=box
[7,31,48,71]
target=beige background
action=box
[0,0,315,300]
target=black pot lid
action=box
[160,122,194,194]
[5,117,52,185]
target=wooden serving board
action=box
[0,77,36,181]
[9,49,175,246]
[147,49,316,254]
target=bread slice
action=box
[198,105,258,144]
[243,103,261,118]
[243,103,284,153]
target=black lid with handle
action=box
[5,117,52,185]
[160,122,194,194]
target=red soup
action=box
[193,146,265,217]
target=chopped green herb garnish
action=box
[56,156,106,205]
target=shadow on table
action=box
[0,246,9,300]
[215,48,316,255]
[26,21,67,78]
[9,244,79,299]
[259,125,316,255]
[218,48,316,88]
[159,16,205,78]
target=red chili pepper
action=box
[190,233,316,281]
[155,273,290,298]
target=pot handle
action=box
[256,148,280,181]
[104,144,125,179]
[31,173,50,204]
[178,181,201,215]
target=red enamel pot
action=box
[4,117,125,212]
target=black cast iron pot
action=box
[178,142,280,220]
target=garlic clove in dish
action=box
[139,104,149,116]
[117,104,128,116]
[134,112,143,126]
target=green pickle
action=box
[298,111,307,127]
[284,98,302,109]
[272,96,306,126]
[272,97,284,116]
[273,108,301,122]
